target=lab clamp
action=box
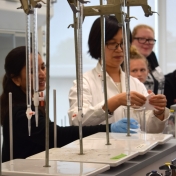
[67,0,156,154]
[18,0,44,14]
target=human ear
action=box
[11,76,21,86]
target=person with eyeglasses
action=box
[132,24,165,95]
[68,16,169,133]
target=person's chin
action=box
[39,86,46,92]
[138,78,144,83]
[142,50,151,57]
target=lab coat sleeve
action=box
[145,108,169,133]
[134,78,170,133]
[68,78,108,126]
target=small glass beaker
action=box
[163,109,175,137]
[123,106,146,132]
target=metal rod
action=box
[69,4,83,153]
[64,115,66,126]
[61,119,63,126]
[32,7,39,127]
[0,98,2,176]
[72,4,81,153]
[121,0,131,136]
[44,0,50,167]
[25,11,32,136]
[126,4,131,136]
[77,0,84,155]
[28,118,31,137]
[175,111,176,138]
[53,89,57,148]
[73,0,79,84]
[100,0,110,145]
[143,107,146,140]
[9,92,13,160]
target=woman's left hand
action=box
[149,94,167,111]
[149,94,167,119]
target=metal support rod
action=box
[9,92,13,160]
[78,120,83,154]
[100,0,110,145]
[44,0,50,167]
[121,0,131,136]
[175,111,176,139]
[126,4,131,137]
[25,11,32,136]
[73,0,79,83]
[32,7,39,127]
[64,116,66,126]
[53,89,57,148]
[72,0,83,154]
[0,98,2,176]
[77,0,83,155]
[143,107,146,139]
[61,119,63,126]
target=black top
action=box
[2,105,109,162]
[164,70,176,108]
[146,51,159,71]
[145,51,165,94]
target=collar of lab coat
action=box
[95,62,128,93]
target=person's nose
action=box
[114,45,123,52]
[38,69,46,78]
[137,70,142,76]
[144,40,151,45]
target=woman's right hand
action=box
[107,91,147,112]
[117,91,146,107]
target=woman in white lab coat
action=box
[68,16,168,133]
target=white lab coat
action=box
[68,62,169,133]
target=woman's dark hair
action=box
[0,46,29,125]
[88,15,132,60]
[88,15,121,60]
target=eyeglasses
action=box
[133,37,156,45]
[106,42,123,50]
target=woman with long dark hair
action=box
[0,46,135,162]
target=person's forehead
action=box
[130,59,147,66]
[38,55,43,63]
[136,27,154,36]
[30,54,43,63]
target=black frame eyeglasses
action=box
[133,37,156,45]
[106,42,124,50]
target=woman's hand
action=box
[107,91,147,112]
[149,93,167,120]
[118,91,146,107]
[111,118,139,133]
[149,94,167,112]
